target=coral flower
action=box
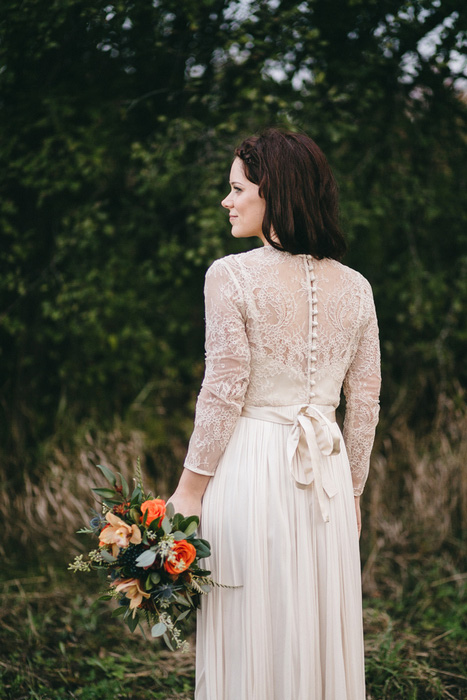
[164,540,197,575]
[140,498,166,526]
[113,578,150,617]
[99,511,142,556]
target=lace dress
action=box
[184,246,381,700]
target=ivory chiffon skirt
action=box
[195,409,366,700]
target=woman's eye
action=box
[233,187,242,193]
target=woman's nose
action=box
[221,193,233,209]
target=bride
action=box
[169,128,381,700]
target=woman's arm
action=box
[342,277,381,498]
[169,258,250,517]
[168,469,211,518]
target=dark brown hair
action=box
[234,128,346,259]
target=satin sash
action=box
[241,404,341,523]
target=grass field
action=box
[1,555,465,700]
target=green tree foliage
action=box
[0,0,466,477]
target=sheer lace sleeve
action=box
[184,258,250,475]
[342,279,381,496]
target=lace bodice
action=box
[184,246,381,496]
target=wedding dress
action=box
[184,246,381,700]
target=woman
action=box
[169,129,381,700]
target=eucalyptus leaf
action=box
[150,572,161,585]
[100,550,117,563]
[96,464,117,486]
[176,608,192,623]
[173,530,186,541]
[161,516,172,534]
[165,501,175,519]
[136,550,156,568]
[151,621,167,638]
[163,632,174,651]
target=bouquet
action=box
[69,461,213,651]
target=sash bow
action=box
[241,403,341,523]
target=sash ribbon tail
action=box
[286,405,341,523]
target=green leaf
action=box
[151,621,167,638]
[172,513,183,530]
[179,515,199,532]
[130,508,141,524]
[173,530,186,541]
[131,486,142,502]
[165,502,175,519]
[194,543,211,559]
[176,608,192,623]
[173,593,191,607]
[150,572,161,585]
[92,487,117,499]
[184,520,198,537]
[136,550,156,568]
[118,472,130,499]
[112,606,127,617]
[127,615,139,633]
[145,576,153,591]
[97,594,112,601]
[96,464,117,486]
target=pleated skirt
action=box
[195,409,366,700]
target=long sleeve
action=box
[184,259,251,475]
[342,279,381,496]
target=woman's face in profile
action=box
[221,158,266,242]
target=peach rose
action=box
[164,540,197,575]
[112,578,150,617]
[99,511,142,556]
[140,498,166,527]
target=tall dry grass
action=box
[362,403,466,596]
[1,407,465,591]
[0,427,150,558]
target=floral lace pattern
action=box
[184,246,381,496]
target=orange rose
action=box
[140,498,166,526]
[164,540,196,575]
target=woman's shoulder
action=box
[206,248,264,276]
[321,258,374,293]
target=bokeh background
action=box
[0,1,466,698]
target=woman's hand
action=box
[167,468,211,520]
[167,492,202,519]
[354,496,361,538]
